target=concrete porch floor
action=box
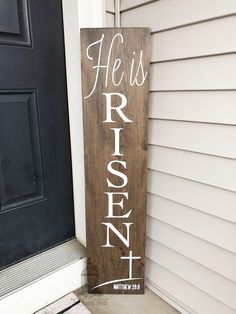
[75,288,180,314]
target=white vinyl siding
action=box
[149,120,236,159]
[121,0,236,31]
[121,0,236,313]
[150,16,236,62]
[149,91,236,125]
[106,13,115,27]
[106,0,115,13]
[150,56,236,90]
[106,0,115,27]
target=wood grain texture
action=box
[81,28,150,294]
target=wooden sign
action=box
[81,28,150,294]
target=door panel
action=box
[0,0,31,46]
[0,91,44,211]
[0,0,75,268]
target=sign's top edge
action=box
[80,27,151,31]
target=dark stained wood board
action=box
[81,28,150,294]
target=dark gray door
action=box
[0,0,75,269]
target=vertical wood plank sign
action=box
[81,28,150,294]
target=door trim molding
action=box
[62,0,106,246]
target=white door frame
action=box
[62,0,106,247]
[0,1,105,313]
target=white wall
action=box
[120,0,236,313]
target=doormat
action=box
[35,292,91,314]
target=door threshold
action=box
[0,239,86,314]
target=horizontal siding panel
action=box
[121,0,152,11]
[146,240,236,309]
[149,119,236,159]
[121,0,236,32]
[106,0,115,12]
[149,91,236,125]
[106,12,115,27]
[148,170,236,223]
[150,55,236,91]
[151,16,236,62]
[146,218,236,282]
[146,259,236,314]
[147,194,236,253]
[148,145,236,192]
